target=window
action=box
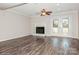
[53,19,59,33]
[62,18,69,33]
[53,17,69,34]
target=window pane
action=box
[63,28,68,33]
[63,19,69,28]
[62,18,69,33]
[53,28,58,33]
[53,19,59,33]
[53,19,59,28]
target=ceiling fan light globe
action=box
[41,12,46,16]
[42,12,46,15]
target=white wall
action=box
[78,11,79,38]
[0,10,30,41]
[0,9,78,42]
[30,10,79,38]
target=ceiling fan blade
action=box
[36,9,52,16]
[47,11,52,13]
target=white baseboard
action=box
[32,34,79,39]
[0,34,79,42]
[0,34,29,42]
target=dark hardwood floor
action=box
[0,35,79,55]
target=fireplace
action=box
[36,27,45,34]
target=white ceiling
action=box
[0,3,79,16]
[0,3,24,10]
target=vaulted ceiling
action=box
[0,3,79,16]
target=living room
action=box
[0,3,79,55]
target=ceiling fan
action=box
[40,9,52,16]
